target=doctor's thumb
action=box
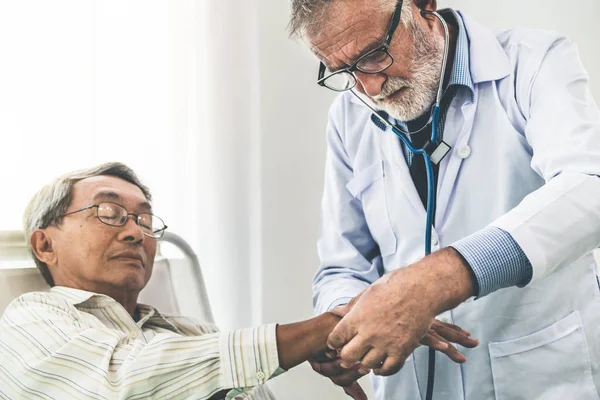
[327,318,356,351]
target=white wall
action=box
[443,0,600,97]
[255,0,349,396]
[253,1,600,399]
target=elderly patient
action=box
[0,162,475,400]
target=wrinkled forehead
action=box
[307,2,391,69]
[71,175,150,210]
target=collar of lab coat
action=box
[458,10,511,84]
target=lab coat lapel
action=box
[434,12,512,227]
[436,12,512,226]
[436,89,478,228]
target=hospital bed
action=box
[0,230,213,323]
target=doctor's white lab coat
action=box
[314,12,600,400]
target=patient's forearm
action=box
[276,312,340,370]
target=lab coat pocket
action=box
[346,160,397,256]
[489,311,599,400]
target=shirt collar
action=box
[440,9,475,98]
[51,286,180,330]
[51,286,105,305]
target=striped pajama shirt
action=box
[0,287,281,400]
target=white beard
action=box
[366,18,445,122]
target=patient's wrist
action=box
[276,312,341,370]
[315,312,341,351]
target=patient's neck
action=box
[98,288,140,318]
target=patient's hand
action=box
[420,318,479,363]
[309,356,369,400]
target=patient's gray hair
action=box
[23,162,152,287]
[289,0,422,39]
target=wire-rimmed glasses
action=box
[316,0,404,92]
[61,202,168,239]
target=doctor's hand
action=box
[332,301,478,364]
[308,319,478,400]
[327,248,477,376]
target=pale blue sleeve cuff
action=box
[326,297,353,312]
[450,226,533,298]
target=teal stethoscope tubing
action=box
[349,10,450,400]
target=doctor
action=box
[289,0,600,398]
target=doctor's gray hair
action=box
[289,0,422,39]
[23,162,152,287]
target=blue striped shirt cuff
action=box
[450,226,533,298]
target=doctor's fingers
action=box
[373,353,411,376]
[358,348,387,370]
[327,317,359,351]
[337,337,373,367]
[421,331,466,364]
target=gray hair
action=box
[23,162,152,287]
[289,0,419,39]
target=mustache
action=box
[372,77,412,101]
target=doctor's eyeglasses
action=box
[61,202,168,239]
[317,0,403,92]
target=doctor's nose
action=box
[354,71,386,98]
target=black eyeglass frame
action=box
[60,202,168,239]
[316,0,404,92]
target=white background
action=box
[0,1,599,399]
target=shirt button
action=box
[432,235,439,246]
[457,145,471,159]
[256,371,266,383]
[129,331,138,339]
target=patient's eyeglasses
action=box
[61,202,168,239]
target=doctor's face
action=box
[308,0,444,122]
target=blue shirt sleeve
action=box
[450,226,533,297]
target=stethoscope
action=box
[350,10,451,400]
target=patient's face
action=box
[47,176,156,295]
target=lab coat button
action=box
[128,331,138,339]
[257,371,266,383]
[457,145,471,159]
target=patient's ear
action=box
[30,229,57,266]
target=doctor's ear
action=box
[419,0,439,27]
[417,0,438,13]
